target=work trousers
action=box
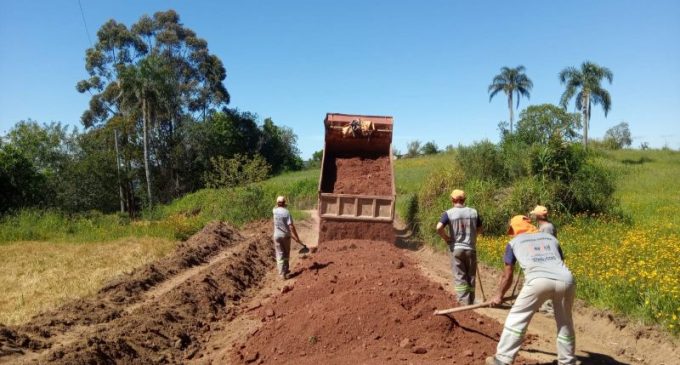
[495,278,576,365]
[273,236,291,276]
[450,248,476,305]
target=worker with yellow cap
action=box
[272,196,302,279]
[485,215,575,365]
[530,205,557,238]
[530,205,557,316]
[436,189,483,305]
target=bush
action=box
[203,153,271,189]
[457,141,505,182]
[415,163,466,249]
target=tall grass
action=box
[0,168,319,244]
[395,148,679,333]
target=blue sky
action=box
[1,0,679,158]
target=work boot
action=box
[485,356,509,365]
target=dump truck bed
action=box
[318,113,396,222]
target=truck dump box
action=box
[318,113,396,223]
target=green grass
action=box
[0,168,319,244]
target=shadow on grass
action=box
[621,157,653,165]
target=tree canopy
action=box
[559,61,613,148]
[488,66,533,133]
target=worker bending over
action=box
[436,189,482,305]
[486,215,575,365]
[530,205,557,237]
[272,196,302,280]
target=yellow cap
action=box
[276,196,286,204]
[530,205,549,216]
[507,215,539,236]
[450,189,465,200]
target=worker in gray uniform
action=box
[530,205,557,316]
[486,215,576,365]
[272,196,302,279]
[436,189,483,305]
[531,205,557,237]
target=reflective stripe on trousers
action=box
[450,248,476,305]
[495,278,576,365]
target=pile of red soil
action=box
[0,222,275,364]
[323,155,393,196]
[231,239,536,365]
[318,219,395,243]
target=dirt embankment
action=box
[0,221,274,364]
[231,239,537,365]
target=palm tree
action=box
[559,61,613,148]
[488,66,533,133]
[120,55,176,206]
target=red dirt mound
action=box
[318,219,395,243]
[15,222,244,339]
[231,239,536,365]
[322,155,393,196]
[0,221,275,364]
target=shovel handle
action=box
[433,295,518,316]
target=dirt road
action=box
[1,214,678,364]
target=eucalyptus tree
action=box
[488,66,533,133]
[76,10,230,206]
[559,61,613,148]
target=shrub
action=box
[203,153,271,189]
[415,163,466,249]
[457,141,505,182]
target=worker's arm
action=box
[436,222,451,242]
[289,224,302,243]
[490,263,514,306]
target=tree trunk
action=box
[114,129,125,213]
[508,93,514,133]
[142,97,153,206]
[582,93,590,148]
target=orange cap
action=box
[450,189,465,200]
[507,215,539,236]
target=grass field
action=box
[0,237,175,325]
[1,149,678,333]
[475,149,680,333]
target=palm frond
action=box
[488,85,504,101]
[559,67,579,84]
[560,85,577,109]
[590,87,612,116]
[575,91,583,111]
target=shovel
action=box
[433,295,518,316]
[297,240,310,254]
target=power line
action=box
[77,0,92,46]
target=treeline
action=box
[0,113,302,215]
[0,10,303,216]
